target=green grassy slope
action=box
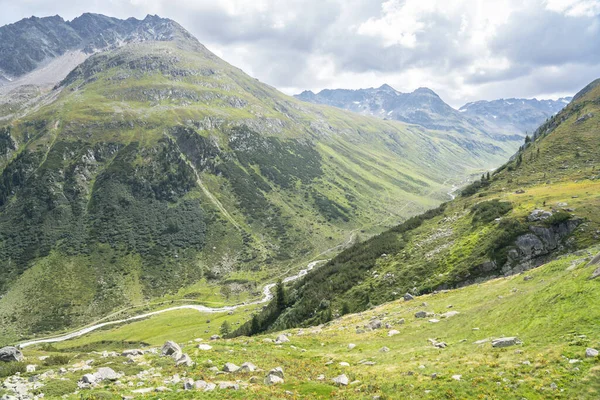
[0,35,512,343]
[12,246,600,399]
[245,78,600,332]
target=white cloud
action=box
[1,0,599,107]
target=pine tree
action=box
[341,302,350,316]
[486,172,490,180]
[276,280,286,310]
[250,315,260,334]
[220,320,231,336]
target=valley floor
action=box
[5,246,600,399]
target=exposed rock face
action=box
[503,219,579,275]
[0,14,193,81]
[0,347,23,362]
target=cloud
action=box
[0,0,599,107]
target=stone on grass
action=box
[404,293,414,301]
[223,363,240,373]
[161,341,182,359]
[218,382,239,390]
[398,318,405,325]
[415,311,427,318]
[239,362,257,372]
[586,348,598,358]
[175,354,194,367]
[26,365,36,373]
[267,367,285,379]
[0,347,23,362]
[388,330,400,337]
[452,375,462,381]
[275,334,290,344]
[368,320,383,330]
[264,374,284,385]
[198,344,212,351]
[80,374,97,384]
[379,346,390,353]
[428,319,440,323]
[210,335,221,341]
[94,367,119,381]
[441,311,460,319]
[348,343,356,350]
[332,374,349,386]
[491,337,521,348]
[122,349,145,357]
[204,382,216,391]
[339,362,350,367]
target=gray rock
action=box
[204,382,216,391]
[175,354,194,367]
[80,373,97,384]
[218,382,239,390]
[585,348,598,358]
[528,209,553,222]
[122,349,145,357]
[404,293,414,301]
[161,341,182,359]
[198,344,212,351]
[0,347,23,362]
[441,311,460,318]
[332,374,349,386]
[275,334,290,343]
[264,374,284,385]
[367,319,383,330]
[379,346,390,353]
[239,362,257,372]
[210,335,221,341]
[183,378,195,390]
[415,311,427,318]
[388,330,400,337]
[223,362,240,373]
[348,343,356,350]
[267,367,284,379]
[492,337,521,348]
[94,367,119,381]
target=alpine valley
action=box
[0,12,598,400]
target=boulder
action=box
[404,293,414,301]
[428,319,440,323]
[275,334,290,344]
[204,382,216,391]
[0,346,24,362]
[95,367,119,381]
[267,367,284,379]
[388,330,400,337]
[339,362,350,367]
[528,209,553,222]
[239,362,257,372]
[332,374,349,386]
[210,335,221,341]
[26,365,36,373]
[183,378,195,390]
[415,311,427,318]
[264,374,284,385]
[585,348,598,358]
[367,319,383,330]
[379,346,390,353]
[80,373,97,384]
[398,318,405,325]
[491,337,521,348]
[348,343,356,350]
[161,341,182,359]
[175,354,194,367]
[198,344,213,351]
[223,362,240,373]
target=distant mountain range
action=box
[295,85,572,139]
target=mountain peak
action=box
[413,87,439,97]
[378,83,396,91]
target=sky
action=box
[1,0,599,108]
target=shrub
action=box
[0,362,26,378]
[471,200,513,225]
[43,354,72,366]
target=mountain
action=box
[459,96,572,138]
[295,85,571,143]
[248,78,600,333]
[0,14,513,343]
[296,85,487,135]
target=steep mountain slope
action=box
[296,85,571,145]
[0,15,510,343]
[459,96,572,138]
[254,78,600,332]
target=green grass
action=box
[17,248,600,399]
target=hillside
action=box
[295,85,570,144]
[250,78,600,332]
[0,15,512,343]
[3,245,599,399]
